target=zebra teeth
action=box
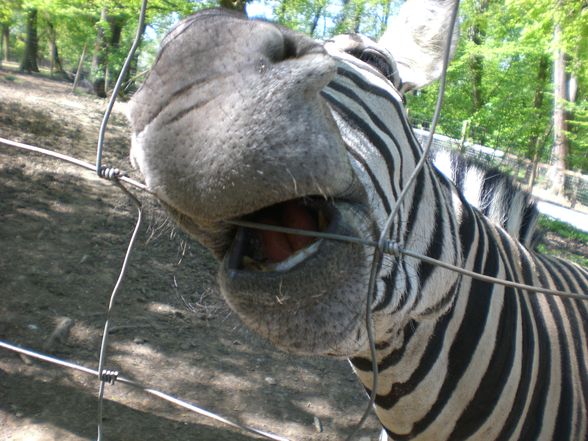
[227,197,334,273]
[243,240,323,272]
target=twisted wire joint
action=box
[98,166,125,180]
[382,240,401,257]
[100,369,119,385]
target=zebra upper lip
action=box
[226,197,335,273]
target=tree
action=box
[46,19,65,76]
[274,0,329,37]
[549,18,568,196]
[1,23,8,63]
[91,7,108,96]
[19,7,39,72]
[0,0,19,64]
[333,0,365,34]
[467,0,489,113]
[220,0,247,13]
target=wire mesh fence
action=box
[411,127,588,207]
[1,1,587,441]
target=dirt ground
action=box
[0,71,383,441]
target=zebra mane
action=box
[431,150,540,248]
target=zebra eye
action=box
[359,48,396,82]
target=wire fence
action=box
[411,127,588,207]
[0,1,587,441]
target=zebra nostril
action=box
[281,35,298,61]
[265,37,299,63]
[266,31,325,64]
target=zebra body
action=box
[324,42,588,439]
[128,3,588,440]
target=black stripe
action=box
[374,264,398,312]
[556,260,588,341]
[387,214,497,439]
[417,169,448,288]
[458,195,478,261]
[402,169,426,245]
[449,284,518,439]
[376,255,415,314]
[536,255,575,441]
[350,320,418,372]
[321,89,401,200]
[495,264,535,440]
[334,66,422,160]
[420,278,459,317]
[515,251,551,440]
[439,172,460,255]
[547,261,588,428]
[372,304,455,411]
[451,224,522,439]
[519,202,538,246]
[346,147,391,214]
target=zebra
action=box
[127,2,588,440]
[430,149,540,249]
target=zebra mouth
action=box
[218,197,371,354]
[226,198,334,273]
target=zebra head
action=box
[128,2,459,356]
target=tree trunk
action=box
[528,123,552,191]
[309,6,324,37]
[47,21,64,76]
[19,9,39,73]
[1,24,9,63]
[380,0,394,37]
[72,43,87,92]
[104,14,125,93]
[123,19,147,93]
[527,56,550,154]
[333,0,361,34]
[353,3,364,33]
[92,8,108,97]
[468,0,489,113]
[548,22,568,197]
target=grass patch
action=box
[537,216,588,267]
[538,217,588,242]
[536,243,588,267]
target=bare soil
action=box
[0,70,382,441]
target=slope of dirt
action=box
[0,70,382,441]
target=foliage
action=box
[408,0,588,173]
[2,0,212,82]
[1,0,587,173]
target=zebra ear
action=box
[378,0,459,91]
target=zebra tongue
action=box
[259,200,318,263]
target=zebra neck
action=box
[350,189,561,440]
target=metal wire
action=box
[1,0,586,438]
[0,340,290,441]
[344,2,462,439]
[0,137,151,194]
[2,133,586,441]
[95,0,148,177]
[95,183,143,441]
[227,220,586,301]
[92,2,151,439]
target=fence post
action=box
[72,43,87,93]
